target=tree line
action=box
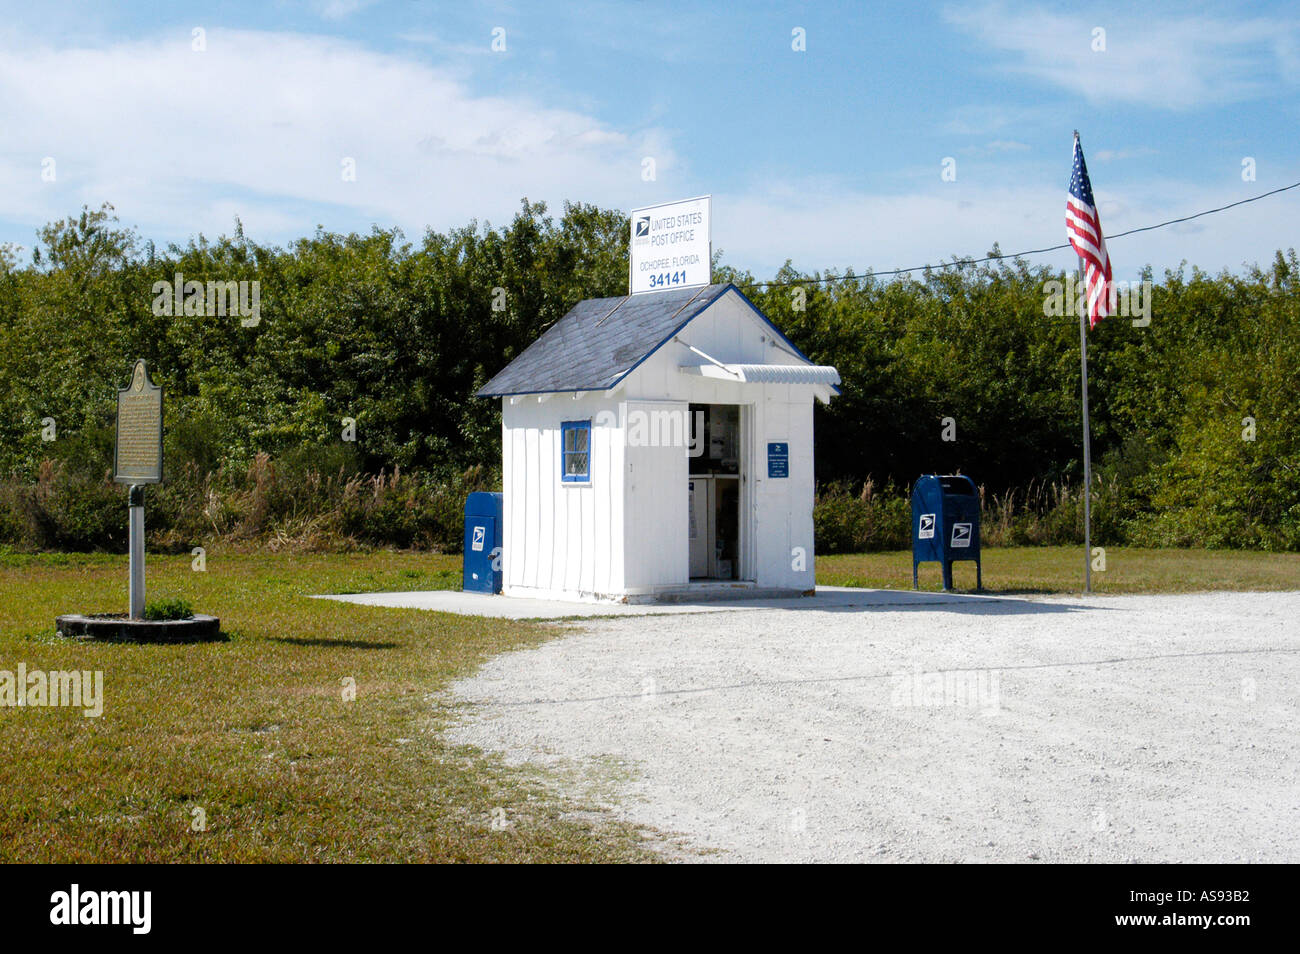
[0,202,1296,551]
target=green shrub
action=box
[0,481,34,546]
[29,461,124,551]
[814,479,910,553]
[143,596,194,620]
[336,464,497,552]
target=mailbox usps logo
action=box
[471,526,485,552]
[918,514,935,540]
[951,523,972,548]
[634,215,650,241]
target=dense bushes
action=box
[813,481,911,553]
[734,250,1300,552]
[9,454,1250,555]
[1,203,1297,553]
[0,461,124,551]
[813,476,1125,553]
[0,454,499,554]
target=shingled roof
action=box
[477,283,738,397]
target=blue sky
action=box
[2,0,1297,282]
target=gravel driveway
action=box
[445,590,1300,862]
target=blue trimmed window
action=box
[561,420,591,482]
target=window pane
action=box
[562,423,590,479]
[565,452,588,477]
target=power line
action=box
[735,179,1300,289]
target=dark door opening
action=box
[688,404,742,580]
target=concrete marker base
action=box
[55,613,223,643]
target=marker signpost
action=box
[114,359,164,619]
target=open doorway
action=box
[688,404,746,580]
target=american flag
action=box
[1067,133,1113,328]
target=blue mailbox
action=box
[462,492,504,594]
[912,475,981,591]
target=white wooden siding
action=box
[501,395,624,600]
[498,287,823,600]
[622,400,689,590]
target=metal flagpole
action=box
[1077,256,1093,595]
[1070,129,1094,596]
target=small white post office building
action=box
[477,282,840,602]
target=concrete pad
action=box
[310,586,1038,620]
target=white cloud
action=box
[395,30,498,58]
[312,0,379,21]
[0,29,677,244]
[944,3,1300,109]
[0,26,1292,283]
[942,104,1054,136]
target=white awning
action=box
[673,337,840,402]
[678,362,841,386]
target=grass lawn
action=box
[820,547,1300,594]
[1,545,1295,863]
[0,550,653,863]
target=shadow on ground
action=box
[727,587,1099,616]
[267,635,400,650]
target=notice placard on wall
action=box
[767,442,789,478]
[629,196,711,295]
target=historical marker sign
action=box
[114,359,163,484]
